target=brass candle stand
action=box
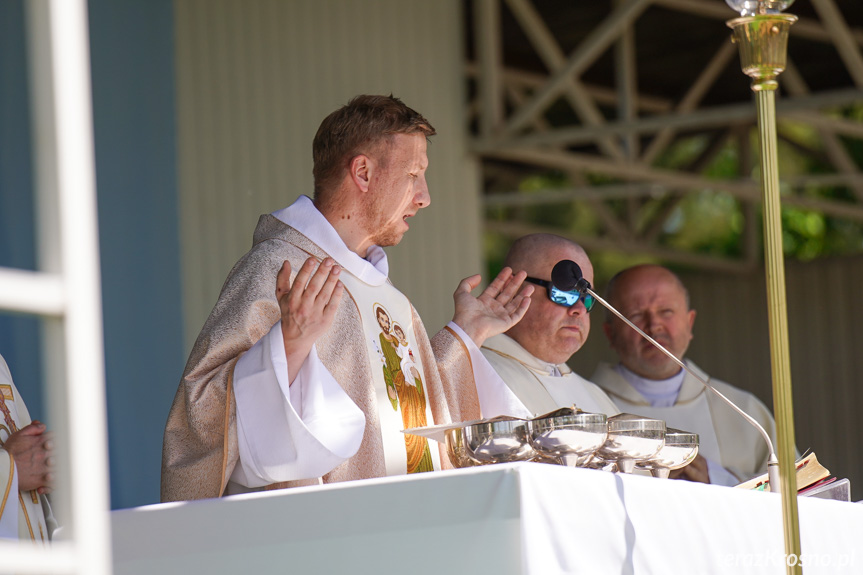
[727,2,801,573]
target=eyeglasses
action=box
[525,277,595,312]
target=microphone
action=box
[552,259,781,492]
[551,259,592,294]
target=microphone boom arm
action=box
[586,286,781,492]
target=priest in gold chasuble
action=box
[161,95,536,501]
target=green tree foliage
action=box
[484,103,863,280]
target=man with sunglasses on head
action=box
[592,264,781,486]
[480,234,620,417]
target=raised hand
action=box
[451,267,534,348]
[277,257,344,383]
[5,421,54,494]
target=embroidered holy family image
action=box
[373,304,434,473]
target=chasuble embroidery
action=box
[373,304,434,474]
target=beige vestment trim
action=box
[1,456,13,517]
[218,369,234,497]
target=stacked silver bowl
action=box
[442,409,698,478]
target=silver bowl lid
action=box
[607,413,667,433]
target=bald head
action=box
[604,264,690,322]
[503,234,594,364]
[602,264,696,379]
[504,234,591,280]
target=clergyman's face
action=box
[364,133,430,247]
[603,266,696,380]
[506,245,594,365]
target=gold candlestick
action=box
[727,6,802,574]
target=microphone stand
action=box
[581,282,781,492]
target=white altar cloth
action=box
[112,463,862,574]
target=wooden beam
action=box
[783,60,863,201]
[475,0,504,137]
[654,0,863,46]
[784,111,863,140]
[614,0,639,159]
[464,62,673,113]
[483,182,671,206]
[641,40,736,165]
[810,0,863,87]
[481,147,863,222]
[502,0,652,135]
[504,0,626,159]
[476,88,863,149]
[485,219,758,274]
[641,194,684,242]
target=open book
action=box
[734,452,830,492]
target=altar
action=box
[111,463,862,574]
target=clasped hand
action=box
[5,421,55,494]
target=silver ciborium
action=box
[462,416,536,464]
[596,413,666,473]
[638,428,699,479]
[527,408,608,467]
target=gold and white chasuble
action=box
[0,355,49,542]
[164,196,528,501]
[341,275,440,476]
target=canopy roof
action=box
[466,0,863,272]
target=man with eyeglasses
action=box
[480,234,620,417]
[592,264,781,486]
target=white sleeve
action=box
[230,321,366,487]
[445,322,533,420]
[0,452,18,539]
[706,457,741,487]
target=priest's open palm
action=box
[451,267,533,348]
[277,257,344,383]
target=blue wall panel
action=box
[1,0,183,510]
[88,0,183,509]
[0,1,44,426]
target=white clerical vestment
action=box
[592,361,780,484]
[0,355,49,542]
[227,196,526,491]
[481,334,621,417]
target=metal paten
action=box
[527,411,608,467]
[461,416,537,464]
[638,428,699,479]
[596,413,666,474]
